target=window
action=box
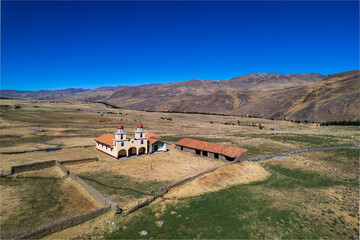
[97,142,99,146]
[106,146,107,149]
[111,148,113,151]
[121,134,123,139]
[180,146,183,150]
[121,142,124,147]
[140,133,143,138]
[141,140,144,145]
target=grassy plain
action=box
[0,167,101,239]
[107,149,359,239]
[0,99,359,239]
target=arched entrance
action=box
[138,147,146,155]
[118,149,126,158]
[128,147,137,156]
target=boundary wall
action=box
[54,161,121,214]
[9,158,121,239]
[15,207,110,239]
[124,164,228,215]
[10,158,98,174]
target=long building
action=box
[175,138,247,162]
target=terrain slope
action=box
[1,71,359,121]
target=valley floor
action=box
[0,99,358,239]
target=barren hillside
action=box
[1,71,358,122]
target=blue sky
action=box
[1,1,359,90]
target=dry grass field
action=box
[0,167,101,239]
[0,99,359,239]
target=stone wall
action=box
[124,164,227,215]
[11,159,121,214]
[56,161,69,175]
[58,161,122,213]
[11,160,56,174]
[181,146,196,154]
[15,207,110,239]
[66,168,121,214]
[235,150,248,162]
[11,158,98,174]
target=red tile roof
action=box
[176,138,247,158]
[94,133,115,147]
[145,132,161,139]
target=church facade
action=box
[94,124,167,159]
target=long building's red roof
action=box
[175,138,247,158]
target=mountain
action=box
[228,71,359,121]
[1,71,358,122]
[103,71,358,121]
[0,86,130,101]
[103,72,328,114]
[0,88,88,100]
[222,72,326,89]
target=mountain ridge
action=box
[1,71,358,122]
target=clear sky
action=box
[1,1,359,90]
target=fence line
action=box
[15,207,110,240]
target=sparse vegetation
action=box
[78,171,168,196]
[106,161,359,239]
[0,99,358,239]
[320,120,360,126]
[0,175,98,239]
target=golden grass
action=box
[0,99,358,239]
[66,144,224,183]
[46,137,95,147]
[43,210,116,239]
[0,148,96,173]
[21,166,65,178]
[268,151,357,181]
[164,161,270,199]
[60,177,103,212]
[0,182,22,222]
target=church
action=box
[94,124,167,159]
